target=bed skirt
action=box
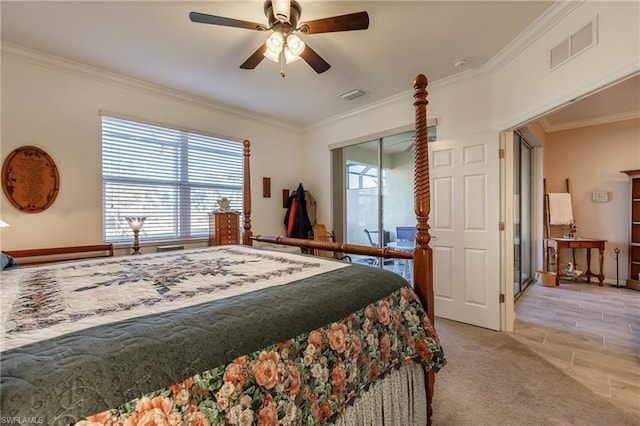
[333,362,427,425]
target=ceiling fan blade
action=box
[240,44,267,70]
[299,45,331,74]
[299,11,369,34]
[189,11,267,31]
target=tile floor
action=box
[511,280,640,417]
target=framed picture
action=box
[2,146,60,213]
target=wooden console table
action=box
[543,238,607,286]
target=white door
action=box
[429,132,501,330]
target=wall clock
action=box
[2,146,60,213]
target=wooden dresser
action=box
[209,211,240,246]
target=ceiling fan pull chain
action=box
[279,50,286,77]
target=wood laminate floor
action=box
[511,280,640,417]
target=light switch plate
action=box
[591,191,608,203]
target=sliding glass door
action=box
[514,132,533,297]
[344,140,381,256]
[341,131,416,281]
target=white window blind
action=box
[102,116,243,243]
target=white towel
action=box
[547,193,573,225]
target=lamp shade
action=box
[285,34,305,62]
[264,31,284,62]
[124,216,146,231]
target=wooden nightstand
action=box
[544,237,607,286]
[209,212,240,246]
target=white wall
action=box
[304,1,639,245]
[492,1,640,130]
[544,118,640,283]
[3,2,637,256]
[0,48,303,250]
[304,75,494,228]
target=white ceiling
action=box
[1,1,637,130]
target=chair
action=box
[364,229,378,247]
[362,229,380,266]
[394,226,417,280]
[364,229,391,247]
[395,226,417,246]
[362,229,391,266]
[312,224,335,259]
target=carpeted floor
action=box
[430,318,639,425]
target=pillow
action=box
[1,253,20,271]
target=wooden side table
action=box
[543,238,607,286]
[209,212,240,246]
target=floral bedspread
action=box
[1,246,445,425]
[77,286,445,426]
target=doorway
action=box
[333,129,502,329]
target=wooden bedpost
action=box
[243,139,253,245]
[412,74,434,324]
[412,74,435,425]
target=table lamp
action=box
[124,216,146,255]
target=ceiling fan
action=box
[189,0,369,77]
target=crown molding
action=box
[307,67,491,131]
[1,42,302,132]
[494,62,640,131]
[540,110,640,133]
[307,1,578,131]
[484,0,583,74]
[537,117,553,133]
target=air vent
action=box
[340,88,366,100]
[550,16,598,71]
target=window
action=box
[101,116,243,243]
[347,163,386,190]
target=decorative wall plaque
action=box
[2,146,60,213]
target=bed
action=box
[0,74,444,425]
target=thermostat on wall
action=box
[591,191,609,203]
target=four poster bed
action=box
[0,75,444,425]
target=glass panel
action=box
[342,131,417,281]
[382,131,416,284]
[520,141,533,290]
[514,133,534,297]
[344,140,381,266]
[514,134,522,296]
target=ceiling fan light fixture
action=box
[286,34,305,56]
[284,47,302,63]
[191,1,368,75]
[267,32,284,51]
[264,32,284,62]
[266,32,304,64]
[264,48,280,63]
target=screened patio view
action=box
[343,131,417,284]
